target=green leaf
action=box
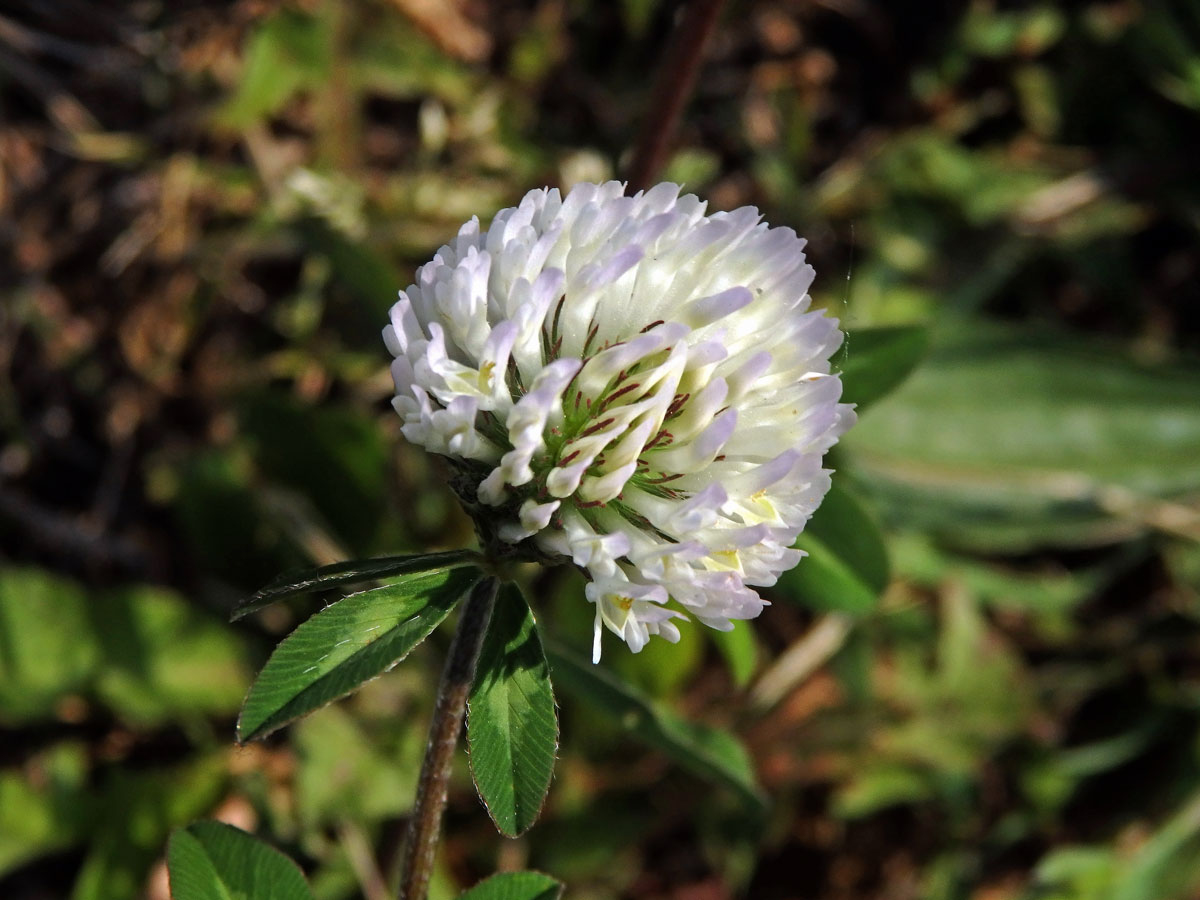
[467,584,558,836]
[74,754,230,900]
[841,327,1200,551]
[0,743,91,877]
[833,765,934,819]
[298,217,403,322]
[220,10,331,130]
[172,449,300,591]
[91,584,249,726]
[780,480,890,615]
[293,705,422,829]
[546,644,766,814]
[458,871,563,900]
[167,821,313,900]
[890,531,1131,641]
[0,568,98,722]
[611,614,705,697]
[239,393,390,553]
[234,549,480,620]
[0,568,248,726]
[709,622,758,688]
[1111,787,1200,900]
[839,324,930,411]
[238,566,480,741]
[1031,788,1200,900]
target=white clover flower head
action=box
[384,181,854,662]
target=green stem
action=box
[395,575,498,900]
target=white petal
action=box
[385,179,852,658]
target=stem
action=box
[395,575,498,900]
[624,0,729,192]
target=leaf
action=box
[546,644,766,814]
[233,549,480,620]
[239,393,390,553]
[0,568,98,722]
[167,821,313,900]
[1033,846,1119,899]
[526,803,647,881]
[0,568,247,727]
[467,584,558,836]
[293,706,421,829]
[709,621,759,688]
[1111,787,1200,900]
[1031,788,1200,900]
[238,566,480,741]
[172,449,300,591]
[73,754,230,900]
[458,871,563,900]
[299,218,403,322]
[219,10,331,130]
[841,326,1200,551]
[889,531,1133,641]
[839,324,930,411]
[611,614,705,697]
[780,480,890,615]
[91,584,249,726]
[833,765,933,819]
[0,743,91,877]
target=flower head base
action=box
[385,181,854,661]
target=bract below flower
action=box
[385,181,854,661]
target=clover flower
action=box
[385,181,854,661]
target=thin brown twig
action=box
[338,820,390,900]
[394,575,498,900]
[625,0,729,192]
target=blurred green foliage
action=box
[1,0,1199,898]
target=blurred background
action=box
[2,0,1200,898]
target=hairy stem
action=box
[395,575,498,900]
[625,0,729,192]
